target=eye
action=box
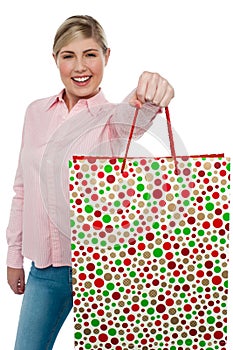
[86,53,97,58]
[62,54,74,59]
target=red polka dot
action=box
[126,334,135,341]
[156,304,166,313]
[93,253,100,260]
[94,278,104,288]
[181,248,190,256]
[132,304,140,312]
[213,218,223,228]
[106,175,115,183]
[98,333,108,342]
[212,276,222,285]
[122,200,130,207]
[121,220,130,229]
[146,232,155,241]
[78,273,87,280]
[98,171,105,178]
[127,188,135,196]
[128,247,136,255]
[214,331,223,339]
[184,304,192,312]
[89,336,97,343]
[138,243,146,250]
[112,292,121,300]
[93,220,103,230]
[83,224,90,231]
[162,183,171,192]
[165,298,174,306]
[163,242,171,250]
[86,263,95,271]
[202,221,210,229]
[153,189,163,199]
[181,189,190,198]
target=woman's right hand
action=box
[7,267,25,294]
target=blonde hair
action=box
[53,15,108,57]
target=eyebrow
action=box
[60,48,100,54]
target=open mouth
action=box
[72,76,92,84]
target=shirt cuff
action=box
[7,247,24,268]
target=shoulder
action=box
[25,94,58,113]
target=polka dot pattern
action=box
[69,156,230,350]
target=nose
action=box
[74,57,87,72]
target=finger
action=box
[143,73,160,102]
[157,84,175,107]
[151,78,169,106]
[9,282,20,294]
[135,71,152,104]
[17,276,25,294]
[129,98,142,109]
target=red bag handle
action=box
[121,106,179,174]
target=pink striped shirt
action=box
[6,89,159,268]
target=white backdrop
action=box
[0,0,232,349]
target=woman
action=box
[6,15,174,349]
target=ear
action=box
[52,53,58,66]
[104,48,111,66]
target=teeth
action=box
[73,76,90,82]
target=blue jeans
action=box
[14,263,73,350]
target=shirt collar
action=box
[46,88,110,116]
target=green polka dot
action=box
[102,214,111,223]
[198,229,205,236]
[85,205,93,213]
[114,200,121,207]
[108,328,117,336]
[199,341,206,346]
[104,165,112,173]
[115,259,122,266]
[78,232,85,239]
[119,315,126,321]
[185,339,192,346]
[223,212,230,221]
[206,202,214,211]
[137,184,145,192]
[153,248,163,257]
[151,161,160,170]
[207,316,215,324]
[71,243,76,250]
[70,219,75,228]
[152,222,160,229]
[69,160,73,168]
[183,227,191,235]
[147,307,155,315]
[75,332,82,339]
[143,192,151,200]
[175,228,181,235]
[106,283,115,291]
[91,319,100,327]
[156,334,162,340]
[100,240,107,247]
[129,271,136,277]
[141,299,149,307]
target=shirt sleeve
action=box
[6,116,26,268]
[109,88,161,141]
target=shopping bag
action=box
[69,107,230,350]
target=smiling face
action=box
[54,37,110,110]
